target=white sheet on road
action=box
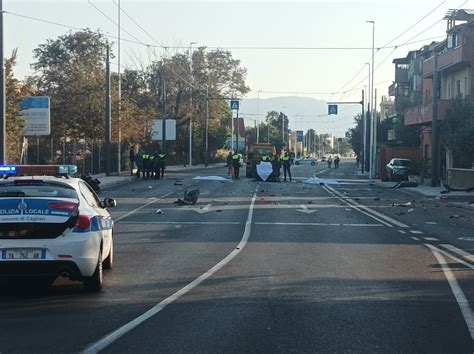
[303,177,340,185]
[193,176,233,182]
[256,162,273,181]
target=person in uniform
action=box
[280,152,292,182]
[157,152,166,179]
[135,149,143,178]
[226,151,233,177]
[142,151,150,179]
[271,154,281,182]
[232,151,241,179]
[148,153,156,179]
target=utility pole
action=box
[188,42,196,166]
[161,69,167,154]
[257,90,260,143]
[0,0,5,164]
[117,0,122,174]
[205,85,209,166]
[367,20,375,179]
[431,50,440,186]
[104,45,112,176]
[361,89,365,173]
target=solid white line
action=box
[255,222,383,227]
[119,221,242,225]
[426,244,474,340]
[440,244,474,263]
[410,237,420,241]
[325,185,410,228]
[410,230,424,234]
[115,191,174,223]
[82,186,259,354]
[423,237,439,241]
[427,244,474,270]
[322,186,393,227]
[398,230,407,234]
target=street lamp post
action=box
[367,20,375,179]
[188,42,196,166]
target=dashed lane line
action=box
[410,230,424,234]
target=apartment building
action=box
[391,9,474,171]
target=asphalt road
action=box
[1,160,473,353]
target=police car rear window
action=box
[0,181,78,199]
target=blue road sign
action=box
[296,130,304,142]
[20,96,49,110]
[230,100,239,110]
[328,104,338,115]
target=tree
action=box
[32,30,110,142]
[444,98,474,168]
[5,49,35,163]
[264,110,289,151]
[346,113,363,157]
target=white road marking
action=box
[426,221,437,225]
[426,244,474,340]
[295,204,317,214]
[398,230,406,234]
[410,230,424,234]
[119,221,242,225]
[193,203,213,214]
[427,244,474,270]
[423,237,439,241]
[255,222,384,227]
[410,237,420,241]
[322,186,394,228]
[83,186,259,354]
[115,192,174,223]
[440,244,474,263]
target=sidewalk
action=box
[93,163,224,189]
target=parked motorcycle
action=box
[81,174,101,194]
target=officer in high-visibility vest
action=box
[157,153,166,179]
[232,151,241,179]
[148,153,156,179]
[142,152,150,179]
[280,152,292,182]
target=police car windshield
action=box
[0,181,78,199]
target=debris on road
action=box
[148,186,153,189]
[391,181,418,188]
[450,214,465,219]
[303,177,340,185]
[407,208,414,213]
[193,176,232,182]
[426,221,437,225]
[156,209,163,214]
[174,189,200,206]
[374,197,380,201]
[174,182,183,186]
[392,202,413,208]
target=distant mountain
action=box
[239,96,361,137]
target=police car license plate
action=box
[2,249,45,260]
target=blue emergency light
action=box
[0,166,18,175]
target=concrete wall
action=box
[448,168,474,189]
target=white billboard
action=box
[151,119,176,141]
[20,96,51,136]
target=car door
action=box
[78,182,112,261]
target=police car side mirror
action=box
[103,198,117,208]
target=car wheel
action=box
[84,250,103,292]
[103,237,114,270]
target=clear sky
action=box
[4,0,468,136]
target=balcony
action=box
[423,45,469,78]
[404,99,451,125]
[395,67,409,83]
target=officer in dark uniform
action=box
[157,153,166,179]
[148,153,156,179]
[280,152,292,182]
[232,151,241,179]
[142,152,150,179]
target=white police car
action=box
[0,165,116,291]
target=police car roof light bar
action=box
[0,165,78,179]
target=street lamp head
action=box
[366,20,374,24]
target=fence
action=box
[22,137,128,175]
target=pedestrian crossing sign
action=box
[230,100,239,110]
[328,104,338,115]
